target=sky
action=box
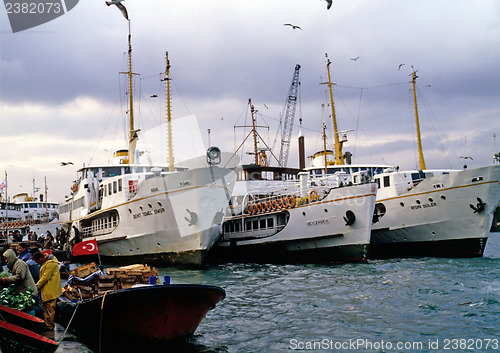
[1,0,500,203]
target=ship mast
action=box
[323,53,345,165]
[411,66,426,170]
[250,100,259,165]
[125,21,139,164]
[163,51,174,172]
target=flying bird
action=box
[263,104,269,109]
[284,23,302,31]
[325,0,333,10]
[460,156,473,160]
[351,56,360,61]
[105,0,129,20]
[398,63,405,70]
[59,162,74,166]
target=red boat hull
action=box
[0,304,45,334]
[56,284,225,350]
[0,320,58,353]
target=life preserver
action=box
[247,204,253,214]
[309,190,319,202]
[288,195,296,208]
[254,203,262,213]
[281,197,289,208]
[272,199,279,211]
[29,220,34,226]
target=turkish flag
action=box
[73,239,99,256]
[40,249,52,256]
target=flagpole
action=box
[5,171,7,222]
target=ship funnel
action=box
[113,149,129,165]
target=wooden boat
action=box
[0,304,45,333]
[56,283,226,351]
[0,306,58,353]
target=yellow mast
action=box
[322,123,328,174]
[249,99,259,165]
[411,66,426,170]
[164,51,174,172]
[125,21,139,164]
[323,53,345,165]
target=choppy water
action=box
[57,234,500,353]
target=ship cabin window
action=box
[108,184,112,196]
[102,167,122,178]
[245,220,252,231]
[113,181,117,193]
[253,220,258,230]
[29,204,37,208]
[260,219,266,229]
[118,179,122,192]
[383,175,390,187]
[375,178,381,189]
[351,167,359,173]
[124,167,131,174]
[267,218,274,228]
[411,171,425,184]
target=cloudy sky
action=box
[1,0,499,203]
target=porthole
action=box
[158,202,163,207]
[302,212,306,216]
[139,206,143,211]
[428,198,433,202]
[148,203,153,209]
[128,208,132,214]
[416,200,421,204]
[400,202,404,207]
[441,195,446,200]
[324,209,328,213]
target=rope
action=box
[98,290,112,353]
[57,300,81,345]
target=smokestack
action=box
[298,118,305,169]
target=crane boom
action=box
[278,64,301,167]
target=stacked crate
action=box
[106,264,159,289]
[63,263,158,300]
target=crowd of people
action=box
[1,239,62,335]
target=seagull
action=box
[284,23,302,31]
[398,63,405,70]
[150,94,158,98]
[325,0,333,10]
[105,0,129,20]
[426,84,432,87]
[460,156,473,160]
[351,56,359,61]
[263,104,269,109]
[59,162,74,166]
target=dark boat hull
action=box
[56,284,225,351]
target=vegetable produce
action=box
[0,285,35,310]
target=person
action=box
[1,249,38,299]
[43,233,54,250]
[12,230,22,242]
[27,248,41,282]
[17,242,31,262]
[72,225,81,244]
[33,252,61,331]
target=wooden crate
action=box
[71,262,97,278]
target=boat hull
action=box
[0,320,58,353]
[370,165,500,258]
[56,284,225,351]
[63,166,236,266]
[214,183,377,263]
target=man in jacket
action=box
[17,242,31,262]
[33,252,62,330]
[1,249,38,298]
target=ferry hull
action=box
[214,183,377,263]
[370,165,500,258]
[63,166,236,266]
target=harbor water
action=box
[57,234,500,353]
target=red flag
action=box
[72,239,99,256]
[40,249,52,256]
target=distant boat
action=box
[0,184,60,240]
[59,30,236,265]
[306,54,500,258]
[0,305,58,353]
[56,283,226,351]
[212,99,377,263]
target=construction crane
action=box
[278,64,301,167]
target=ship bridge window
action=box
[383,176,390,187]
[102,167,122,178]
[411,171,425,184]
[375,178,381,189]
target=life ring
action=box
[247,204,254,214]
[272,199,279,211]
[254,203,262,213]
[309,190,319,202]
[281,197,289,208]
[264,201,271,212]
[288,195,296,208]
[29,220,34,226]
